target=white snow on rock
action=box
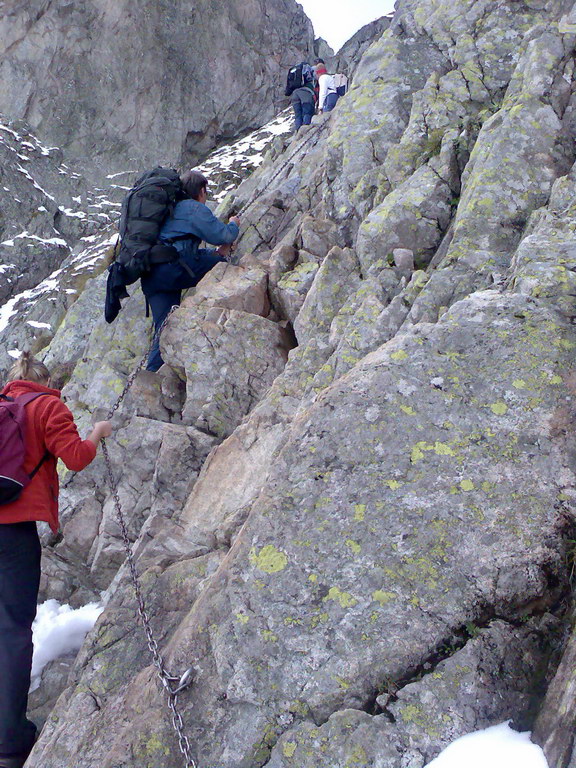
[0,231,67,247]
[0,123,22,141]
[0,294,22,332]
[424,722,549,768]
[30,600,104,692]
[59,206,87,219]
[196,109,292,201]
[26,320,52,329]
[106,170,137,179]
[16,164,56,201]
[0,264,67,333]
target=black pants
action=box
[0,522,40,757]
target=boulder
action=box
[162,305,291,437]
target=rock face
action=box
[3,0,576,766]
[534,608,576,768]
[0,0,314,176]
[330,16,391,77]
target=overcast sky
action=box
[298,0,396,52]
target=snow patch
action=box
[31,600,104,692]
[424,722,548,768]
[7,349,21,359]
[0,295,21,333]
[59,206,87,219]
[1,231,67,247]
[0,264,67,333]
[195,109,292,201]
[16,164,56,201]
[106,170,137,179]
[27,320,52,330]
[0,124,22,141]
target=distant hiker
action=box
[315,62,339,113]
[0,353,111,768]
[142,170,240,371]
[285,62,316,131]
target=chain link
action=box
[100,304,197,767]
[101,442,197,767]
[106,304,180,420]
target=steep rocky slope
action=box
[327,15,392,77]
[0,0,314,176]
[2,0,576,766]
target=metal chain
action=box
[100,303,198,767]
[238,120,328,218]
[234,120,328,229]
[69,124,329,763]
[106,304,180,420]
[101,442,197,767]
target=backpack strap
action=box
[15,392,52,406]
[29,449,50,480]
[12,392,54,478]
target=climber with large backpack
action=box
[104,166,184,324]
[285,61,316,131]
[141,170,240,371]
[0,352,111,768]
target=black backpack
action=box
[285,63,314,96]
[116,167,183,285]
[104,167,184,323]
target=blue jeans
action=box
[291,91,315,131]
[141,247,225,371]
[0,522,40,759]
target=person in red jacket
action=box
[0,352,112,768]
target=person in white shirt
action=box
[314,60,339,112]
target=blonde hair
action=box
[8,351,51,385]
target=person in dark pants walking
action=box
[285,61,316,132]
[141,171,240,372]
[0,353,111,768]
[291,84,316,131]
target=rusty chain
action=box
[101,304,198,767]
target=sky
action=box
[298,0,396,52]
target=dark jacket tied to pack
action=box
[105,167,183,323]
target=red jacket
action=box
[0,380,96,533]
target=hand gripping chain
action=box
[102,306,198,768]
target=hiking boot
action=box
[0,754,29,768]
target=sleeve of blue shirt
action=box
[161,199,239,246]
[188,200,239,245]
